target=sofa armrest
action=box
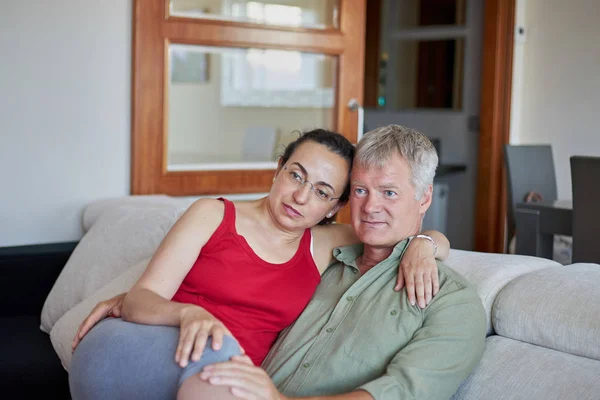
[0,242,78,317]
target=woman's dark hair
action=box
[279,129,355,225]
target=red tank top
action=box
[171,198,321,366]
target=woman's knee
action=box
[69,319,182,399]
[178,335,242,387]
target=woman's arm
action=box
[313,225,451,308]
[397,231,450,308]
[422,229,450,260]
[312,224,450,267]
[72,293,126,351]
[120,198,224,325]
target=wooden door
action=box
[131,0,366,219]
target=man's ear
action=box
[419,184,433,214]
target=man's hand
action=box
[72,293,126,352]
[395,237,439,308]
[201,356,287,400]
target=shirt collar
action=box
[332,238,411,271]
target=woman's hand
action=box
[395,237,439,309]
[176,305,241,368]
[71,293,126,352]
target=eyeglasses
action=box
[282,165,340,202]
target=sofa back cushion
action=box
[81,195,195,233]
[50,258,149,369]
[40,205,186,333]
[445,250,560,335]
[493,263,600,361]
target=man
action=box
[197,125,486,399]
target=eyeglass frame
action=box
[281,164,341,202]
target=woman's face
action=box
[269,141,350,231]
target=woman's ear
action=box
[329,202,344,218]
[274,158,284,181]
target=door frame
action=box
[364,0,515,252]
[131,0,366,196]
[473,0,516,253]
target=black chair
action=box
[504,145,558,251]
[570,156,600,263]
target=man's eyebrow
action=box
[349,181,401,191]
[379,184,400,190]
[291,162,336,193]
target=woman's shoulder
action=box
[182,198,226,227]
[312,223,359,249]
[311,223,360,273]
[188,197,225,212]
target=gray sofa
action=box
[40,196,600,399]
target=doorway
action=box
[363,0,484,250]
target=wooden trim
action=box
[166,14,341,35]
[131,0,366,197]
[131,0,165,194]
[474,0,516,253]
[163,20,345,54]
[337,0,366,141]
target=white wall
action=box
[0,0,132,246]
[510,0,600,199]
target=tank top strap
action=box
[216,197,236,231]
[298,227,315,260]
[202,197,236,250]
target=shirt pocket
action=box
[343,302,420,369]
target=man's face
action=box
[350,153,432,248]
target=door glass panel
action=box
[395,0,466,29]
[167,43,337,171]
[379,39,464,109]
[169,0,340,30]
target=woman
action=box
[70,129,448,400]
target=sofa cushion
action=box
[492,263,600,361]
[40,205,185,333]
[82,195,195,232]
[445,249,560,335]
[451,335,600,400]
[50,258,149,370]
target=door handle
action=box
[347,98,364,143]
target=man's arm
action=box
[202,283,485,400]
[292,391,372,400]
[200,357,375,400]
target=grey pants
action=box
[69,318,242,400]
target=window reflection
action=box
[169,0,339,30]
[167,44,337,171]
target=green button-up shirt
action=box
[262,240,486,400]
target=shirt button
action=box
[303,362,311,368]
[326,327,334,333]
[390,310,398,316]
[346,296,354,301]
[352,269,358,274]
